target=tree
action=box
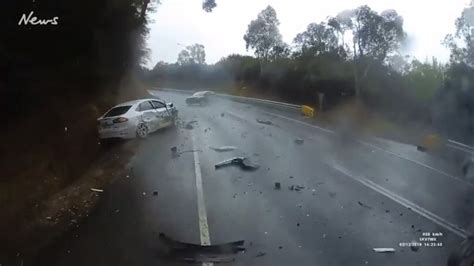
[202,0,217,12]
[294,22,342,57]
[347,6,405,61]
[177,44,206,65]
[243,6,284,60]
[444,1,474,66]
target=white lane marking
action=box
[261,110,471,186]
[191,133,214,266]
[331,163,469,238]
[261,110,335,134]
[360,140,472,187]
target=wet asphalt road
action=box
[35,90,474,266]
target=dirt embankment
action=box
[0,77,149,262]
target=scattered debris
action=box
[410,243,420,252]
[358,201,373,209]
[296,223,300,227]
[385,210,390,213]
[171,146,179,157]
[185,120,198,130]
[253,152,260,157]
[215,157,260,171]
[159,233,245,263]
[171,146,202,157]
[255,252,266,257]
[294,138,304,145]
[373,248,395,253]
[278,246,283,250]
[256,119,273,125]
[210,146,238,152]
[221,113,225,117]
[90,188,103,193]
[153,191,158,196]
[274,182,281,190]
[289,176,294,179]
[289,185,305,191]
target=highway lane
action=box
[35,90,474,266]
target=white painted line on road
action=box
[331,163,469,238]
[261,110,472,187]
[359,140,472,187]
[191,133,214,266]
[261,110,335,134]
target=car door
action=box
[152,100,172,128]
[137,101,159,131]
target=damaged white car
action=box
[97,98,178,139]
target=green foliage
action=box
[243,6,284,60]
[202,0,217,12]
[294,22,343,57]
[177,44,206,65]
[403,59,445,101]
[444,1,474,67]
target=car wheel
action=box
[136,123,149,138]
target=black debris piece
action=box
[385,210,390,213]
[256,119,273,125]
[215,157,260,171]
[210,146,237,152]
[255,252,266,258]
[294,138,304,145]
[278,246,283,250]
[221,113,225,117]
[289,176,294,179]
[159,233,245,263]
[411,225,415,229]
[274,182,281,190]
[329,192,337,198]
[358,201,373,209]
[296,223,300,227]
[153,191,158,196]
[171,146,179,158]
[289,185,305,192]
[410,245,419,252]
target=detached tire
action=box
[136,123,149,139]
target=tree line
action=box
[147,3,474,143]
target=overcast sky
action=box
[145,0,471,68]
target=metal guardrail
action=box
[152,88,302,113]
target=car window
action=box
[152,100,166,109]
[104,106,131,117]
[137,101,155,112]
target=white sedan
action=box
[97,98,178,139]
